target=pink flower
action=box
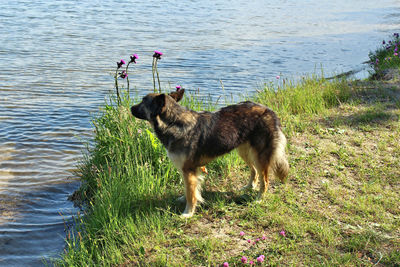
[395,53,399,56]
[279,230,286,237]
[257,255,265,263]
[241,256,247,264]
[261,235,266,240]
[119,70,127,79]
[223,262,229,267]
[239,231,245,236]
[130,54,138,63]
[247,239,251,243]
[117,59,126,69]
[256,238,260,242]
[176,85,182,91]
[153,50,163,59]
[276,75,280,79]
[249,260,254,265]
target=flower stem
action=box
[114,68,121,105]
[152,58,157,93]
[155,60,161,93]
[125,62,131,101]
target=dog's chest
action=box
[166,150,186,171]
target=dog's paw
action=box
[176,195,186,203]
[256,192,266,203]
[180,212,194,218]
[255,198,263,204]
[181,204,195,218]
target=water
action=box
[1,0,399,265]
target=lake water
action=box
[1,0,400,265]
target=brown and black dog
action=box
[131,89,289,217]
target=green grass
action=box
[57,72,400,266]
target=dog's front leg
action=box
[182,169,199,218]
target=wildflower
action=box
[153,50,163,59]
[239,231,245,237]
[394,33,399,38]
[223,262,229,267]
[256,238,260,242]
[130,54,138,63]
[249,260,254,265]
[261,235,266,240]
[279,230,286,237]
[117,59,126,69]
[395,53,398,56]
[276,75,280,79]
[257,255,265,263]
[241,256,247,264]
[395,47,398,52]
[176,85,182,91]
[119,70,127,79]
[383,40,386,45]
[137,129,142,134]
[247,239,251,243]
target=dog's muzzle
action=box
[131,105,146,120]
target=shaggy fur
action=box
[131,89,289,217]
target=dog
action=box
[131,89,289,217]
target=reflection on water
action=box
[0,0,400,265]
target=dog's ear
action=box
[151,94,166,116]
[168,89,185,102]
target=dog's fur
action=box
[131,89,289,217]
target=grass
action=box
[57,49,400,265]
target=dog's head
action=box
[131,89,185,121]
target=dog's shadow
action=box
[127,190,258,218]
[172,190,258,216]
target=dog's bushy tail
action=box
[271,129,289,182]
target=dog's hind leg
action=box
[256,164,270,200]
[237,143,258,191]
[181,169,203,217]
[254,150,272,200]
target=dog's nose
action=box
[130,105,137,116]
[131,105,146,120]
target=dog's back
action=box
[191,101,287,171]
